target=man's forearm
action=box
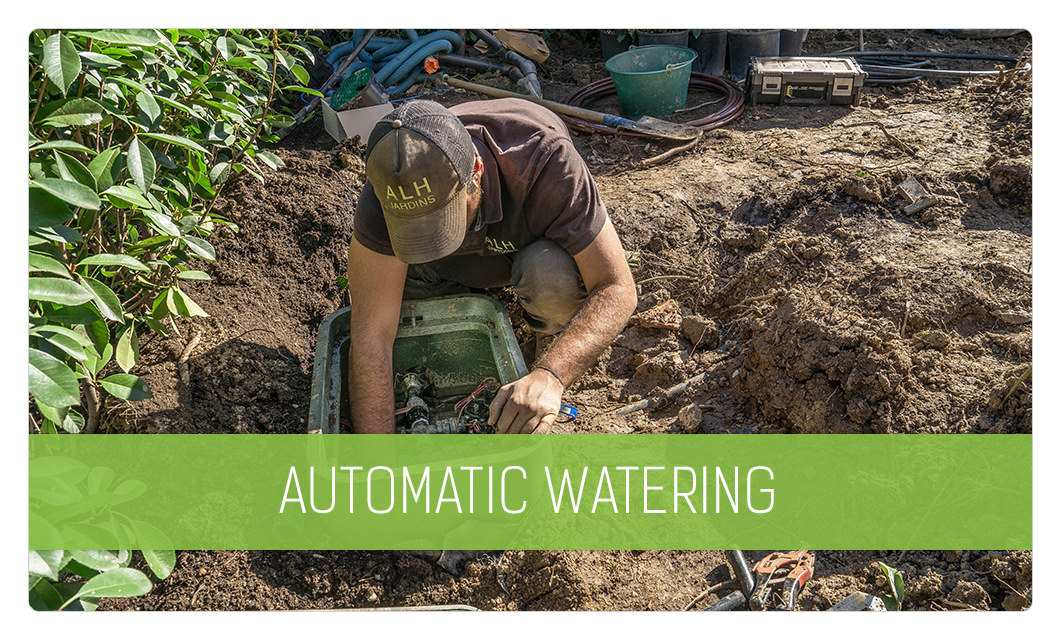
[534,281,636,386]
[348,338,396,433]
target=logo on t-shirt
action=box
[485,236,517,254]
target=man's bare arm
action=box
[490,218,637,434]
[346,235,408,433]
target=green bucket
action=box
[605,45,698,119]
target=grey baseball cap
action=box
[365,100,477,264]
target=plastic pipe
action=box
[436,53,522,82]
[470,29,542,98]
[382,39,455,90]
[387,71,431,95]
[374,30,463,87]
[371,39,411,63]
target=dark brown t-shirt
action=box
[354,98,609,273]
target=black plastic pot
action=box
[780,28,809,56]
[636,29,691,48]
[726,29,780,84]
[599,30,634,62]
[689,29,726,75]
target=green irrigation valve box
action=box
[308,295,528,433]
[748,57,866,106]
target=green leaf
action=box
[68,29,162,46]
[78,253,151,272]
[141,549,176,580]
[256,150,284,170]
[29,252,72,278]
[39,98,105,127]
[99,373,153,401]
[208,161,230,185]
[182,235,216,261]
[171,287,209,317]
[86,320,110,355]
[53,151,98,191]
[290,64,309,85]
[176,270,211,280]
[30,324,94,348]
[77,274,124,322]
[40,301,102,326]
[115,323,140,372]
[30,178,100,210]
[103,184,151,209]
[154,94,197,118]
[32,223,83,246]
[877,561,905,611]
[29,550,66,581]
[61,409,85,434]
[68,550,126,572]
[140,132,209,154]
[215,35,237,60]
[142,208,182,237]
[88,146,122,192]
[43,33,81,97]
[281,85,323,98]
[72,567,153,601]
[37,330,89,363]
[144,317,169,337]
[152,288,177,320]
[30,579,65,611]
[29,187,74,228]
[30,139,96,154]
[29,348,81,408]
[127,137,156,194]
[29,277,93,306]
[136,90,162,124]
[80,50,123,67]
[84,341,113,378]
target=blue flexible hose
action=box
[327,30,465,97]
[374,30,463,88]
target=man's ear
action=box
[473,155,484,180]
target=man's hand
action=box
[488,367,564,434]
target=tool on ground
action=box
[728,550,756,599]
[749,550,815,610]
[276,29,377,140]
[441,75,703,142]
[557,404,579,423]
[560,73,744,137]
[614,372,708,415]
[704,550,755,611]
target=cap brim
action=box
[383,187,467,264]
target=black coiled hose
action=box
[559,73,745,137]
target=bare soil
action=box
[99,28,1032,612]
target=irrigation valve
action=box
[395,367,499,434]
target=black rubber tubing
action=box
[559,73,746,137]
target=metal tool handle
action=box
[442,74,633,129]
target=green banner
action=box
[28,434,1030,550]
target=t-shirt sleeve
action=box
[353,182,397,256]
[524,137,608,257]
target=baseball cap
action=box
[365,100,477,264]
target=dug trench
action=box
[100,29,1031,611]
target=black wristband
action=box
[534,365,565,389]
